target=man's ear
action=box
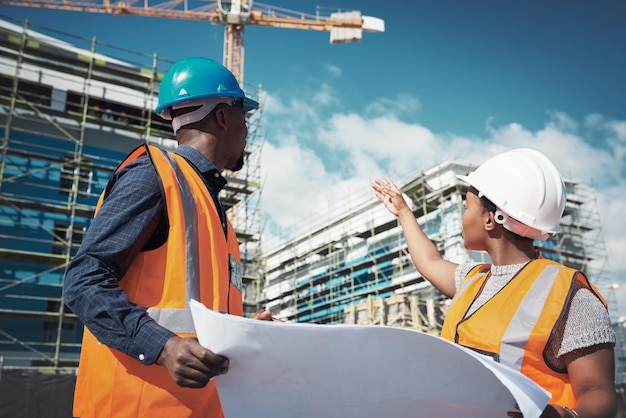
[214,107,228,129]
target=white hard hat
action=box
[457,148,566,241]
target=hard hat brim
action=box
[242,97,259,113]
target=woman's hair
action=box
[472,188,530,242]
[478,194,497,215]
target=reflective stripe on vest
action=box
[73,144,241,417]
[499,263,562,370]
[451,265,487,304]
[440,258,608,406]
[146,150,199,334]
[444,260,567,365]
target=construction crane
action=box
[0,0,385,84]
[0,0,384,226]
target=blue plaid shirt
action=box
[63,145,227,365]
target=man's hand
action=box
[253,309,282,322]
[156,335,229,388]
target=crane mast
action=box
[224,24,244,85]
[0,0,385,83]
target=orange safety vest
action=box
[73,145,243,417]
[440,258,608,407]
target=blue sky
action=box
[2,1,626,315]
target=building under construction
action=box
[0,12,625,418]
[261,157,626,382]
[0,17,265,371]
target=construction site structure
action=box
[261,157,626,384]
[0,16,264,368]
[342,294,447,334]
[0,0,385,371]
[0,0,385,84]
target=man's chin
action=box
[227,154,245,172]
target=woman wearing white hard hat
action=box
[372,148,616,418]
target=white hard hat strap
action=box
[171,97,233,134]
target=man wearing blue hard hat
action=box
[65,57,272,417]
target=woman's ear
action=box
[484,212,497,231]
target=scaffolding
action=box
[262,156,625,383]
[262,160,469,328]
[0,16,264,368]
[261,158,621,339]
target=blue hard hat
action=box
[155,57,258,117]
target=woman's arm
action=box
[372,176,458,298]
[560,344,617,418]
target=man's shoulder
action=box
[105,153,161,199]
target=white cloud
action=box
[364,94,422,120]
[260,139,329,228]
[261,91,285,114]
[483,117,621,186]
[259,138,366,243]
[599,185,626,275]
[312,83,339,107]
[258,90,626,292]
[319,112,438,176]
[611,120,626,141]
[323,63,342,77]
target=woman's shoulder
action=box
[454,262,484,288]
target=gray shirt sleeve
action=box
[454,263,480,289]
[548,285,615,369]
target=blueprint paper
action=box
[190,300,550,418]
